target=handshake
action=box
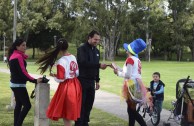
[106,63,119,70]
[100,63,120,70]
[100,63,118,69]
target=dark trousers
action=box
[11,87,31,126]
[75,78,95,126]
[127,105,147,126]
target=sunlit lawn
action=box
[0,72,128,126]
[1,60,194,110]
[1,46,194,125]
[100,60,194,109]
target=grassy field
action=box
[0,72,128,126]
[100,60,194,109]
[1,46,194,125]
[1,60,194,109]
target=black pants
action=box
[11,87,31,126]
[75,78,95,126]
[127,105,147,126]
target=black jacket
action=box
[9,50,37,84]
[150,80,165,101]
[77,42,100,82]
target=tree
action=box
[17,0,64,58]
[0,0,13,48]
[168,0,191,61]
[80,0,130,61]
[183,1,194,61]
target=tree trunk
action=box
[164,50,168,61]
[103,11,121,61]
[0,43,2,50]
[177,48,182,61]
[32,42,35,59]
[104,36,114,61]
[145,13,149,61]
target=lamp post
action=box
[145,0,154,62]
[13,0,17,42]
[148,38,152,62]
[54,35,57,47]
[6,0,17,111]
[10,0,17,109]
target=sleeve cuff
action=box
[32,79,37,84]
[98,63,101,68]
[96,78,100,83]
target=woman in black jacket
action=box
[7,38,42,126]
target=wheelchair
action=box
[166,76,194,126]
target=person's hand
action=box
[95,82,100,90]
[37,78,42,84]
[100,63,107,70]
[109,64,114,69]
[113,69,118,75]
[49,73,56,77]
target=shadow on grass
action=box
[0,96,128,126]
[0,96,66,126]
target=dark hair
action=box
[153,72,160,78]
[87,30,100,40]
[36,38,68,74]
[7,38,25,66]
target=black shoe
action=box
[83,122,89,126]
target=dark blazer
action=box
[9,50,37,84]
[77,42,100,82]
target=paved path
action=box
[0,68,178,126]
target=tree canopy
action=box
[1,0,194,61]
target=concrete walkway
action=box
[0,68,178,126]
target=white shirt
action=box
[54,54,79,83]
[118,56,142,80]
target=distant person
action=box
[4,55,7,63]
[112,38,147,126]
[75,30,107,126]
[7,38,42,126]
[36,38,82,126]
[150,72,165,118]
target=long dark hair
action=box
[36,38,68,74]
[7,38,25,66]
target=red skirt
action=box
[46,78,82,121]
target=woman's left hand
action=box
[49,73,56,77]
[37,78,42,84]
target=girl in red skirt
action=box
[36,38,82,126]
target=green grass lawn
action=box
[1,42,194,125]
[1,46,194,125]
[100,61,194,109]
[1,60,194,110]
[0,71,127,126]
